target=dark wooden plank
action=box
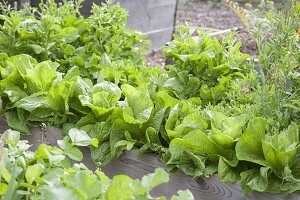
[101,150,300,200]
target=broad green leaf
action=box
[5,110,30,135]
[0,167,11,183]
[46,79,76,117]
[64,171,102,199]
[3,162,17,200]
[166,103,207,139]
[14,94,49,113]
[3,85,27,103]
[2,129,20,147]
[106,175,134,200]
[236,118,268,166]
[177,151,207,177]
[173,115,208,139]
[35,144,65,164]
[262,123,299,175]
[95,170,110,190]
[7,54,36,78]
[63,66,80,81]
[55,27,79,43]
[25,44,44,54]
[25,164,44,184]
[39,186,79,200]
[141,168,169,191]
[281,167,300,194]
[24,61,58,93]
[68,128,93,146]
[93,82,121,107]
[58,137,83,161]
[154,90,179,109]
[130,179,147,196]
[146,127,161,145]
[209,111,246,149]
[44,149,66,166]
[65,147,83,161]
[165,104,181,139]
[169,130,238,167]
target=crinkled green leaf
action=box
[240,167,270,195]
[46,79,76,118]
[177,151,207,177]
[24,61,58,93]
[122,84,153,124]
[262,123,299,175]
[79,81,121,118]
[209,111,246,149]
[218,157,240,182]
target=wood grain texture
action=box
[100,150,300,200]
[1,117,299,200]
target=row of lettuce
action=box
[0,0,299,198]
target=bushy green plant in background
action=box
[163,26,249,104]
[0,0,148,81]
[247,0,300,126]
[222,0,300,128]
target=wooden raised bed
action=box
[0,118,299,200]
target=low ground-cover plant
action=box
[0,129,194,200]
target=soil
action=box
[145,0,258,67]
